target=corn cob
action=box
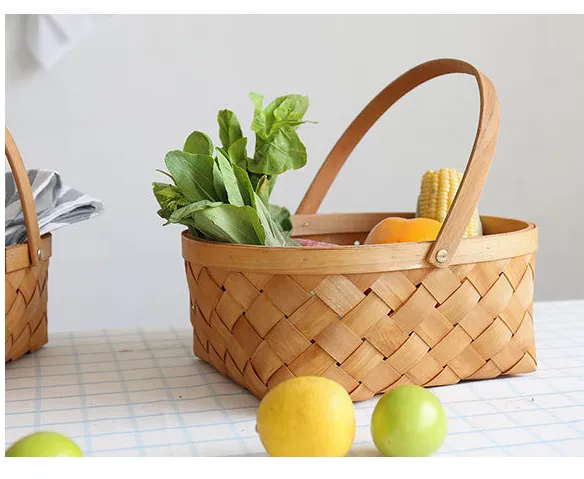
[415,168,483,237]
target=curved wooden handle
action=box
[5,128,43,265]
[296,58,500,268]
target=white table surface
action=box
[5,300,584,457]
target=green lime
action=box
[6,432,83,457]
[371,385,447,457]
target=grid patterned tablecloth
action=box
[5,300,584,457]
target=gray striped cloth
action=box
[5,169,104,246]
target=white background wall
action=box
[5,15,584,332]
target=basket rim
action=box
[182,213,538,275]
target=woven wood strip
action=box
[6,129,54,363]
[185,253,537,401]
[5,260,50,362]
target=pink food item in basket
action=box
[295,238,338,247]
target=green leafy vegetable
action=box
[227,137,248,169]
[217,110,243,149]
[153,182,187,225]
[249,172,263,191]
[153,91,315,247]
[215,149,245,206]
[194,204,264,245]
[268,204,293,236]
[252,193,298,246]
[183,131,214,156]
[232,163,256,208]
[164,150,216,202]
[250,127,307,175]
[255,175,279,206]
[212,161,228,202]
[169,200,222,224]
[247,92,313,175]
[153,182,185,209]
[250,93,310,138]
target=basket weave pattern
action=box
[186,253,536,401]
[5,127,52,362]
[5,260,50,362]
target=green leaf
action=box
[153,181,180,202]
[153,181,188,210]
[217,109,243,148]
[227,137,248,169]
[283,235,300,246]
[255,175,278,205]
[249,92,267,138]
[253,192,284,246]
[191,227,211,240]
[232,163,256,208]
[169,200,222,223]
[215,146,230,160]
[183,131,214,156]
[249,172,263,191]
[250,93,311,139]
[248,93,313,176]
[156,208,171,224]
[212,161,228,202]
[153,181,191,226]
[215,147,256,208]
[164,150,217,202]
[252,193,298,246]
[248,126,307,175]
[268,203,293,236]
[270,95,311,133]
[194,204,265,245]
[267,175,278,197]
[255,175,270,205]
[215,149,245,206]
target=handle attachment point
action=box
[435,249,448,264]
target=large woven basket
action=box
[5,128,52,362]
[181,59,538,401]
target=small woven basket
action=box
[181,59,538,401]
[5,128,52,362]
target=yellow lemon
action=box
[256,376,355,457]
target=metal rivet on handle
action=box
[37,248,44,261]
[436,249,448,263]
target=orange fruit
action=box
[364,217,442,244]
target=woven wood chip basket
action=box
[5,128,52,362]
[181,59,538,401]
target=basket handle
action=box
[5,127,43,265]
[295,58,500,268]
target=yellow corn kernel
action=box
[416,168,482,237]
